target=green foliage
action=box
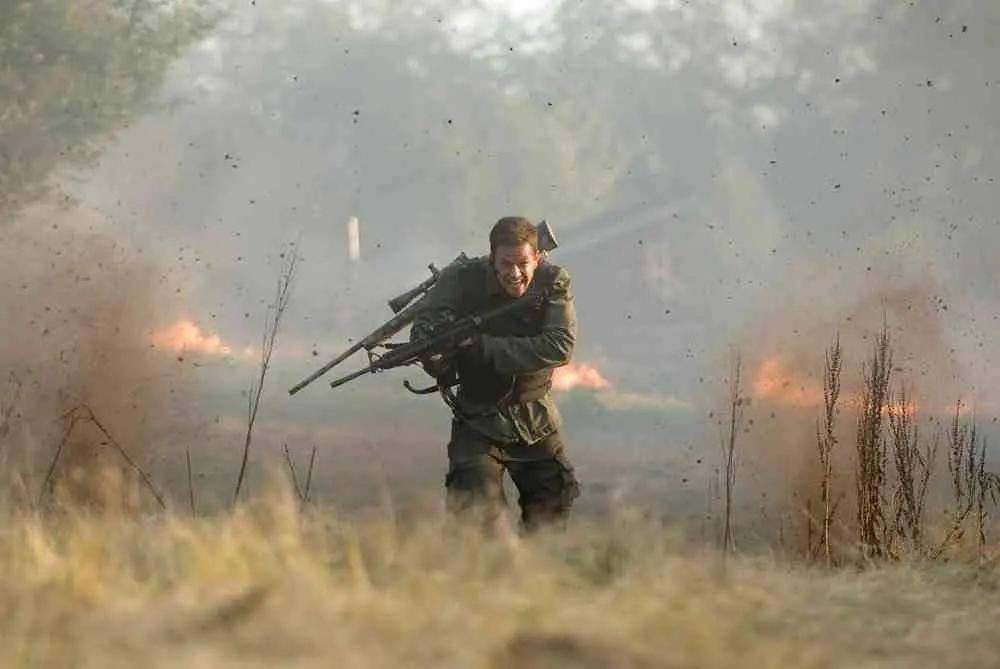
[0,0,218,217]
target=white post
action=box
[347,216,361,262]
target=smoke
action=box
[0,204,186,507]
[708,244,970,546]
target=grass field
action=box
[3,478,999,669]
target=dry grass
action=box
[3,479,1000,668]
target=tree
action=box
[0,0,218,218]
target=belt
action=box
[503,378,552,405]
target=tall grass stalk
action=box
[720,353,744,557]
[815,335,842,566]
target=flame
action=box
[552,362,611,391]
[883,400,921,417]
[752,356,823,408]
[753,355,927,415]
[150,319,232,356]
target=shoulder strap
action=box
[534,261,560,290]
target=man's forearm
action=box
[480,328,575,375]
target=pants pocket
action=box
[554,453,581,506]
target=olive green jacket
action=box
[411,255,577,444]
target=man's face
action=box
[491,242,540,298]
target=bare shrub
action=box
[303,446,317,503]
[0,372,22,453]
[282,443,305,502]
[233,244,300,504]
[855,321,892,560]
[973,440,999,556]
[38,404,165,510]
[186,447,197,517]
[934,401,1000,558]
[886,386,936,553]
[814,335,843,566]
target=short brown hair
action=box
[489,216,538,254]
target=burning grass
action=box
[3,481,1000,668]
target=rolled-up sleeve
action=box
[480,267,577,375]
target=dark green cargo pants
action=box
[445,420,580,531]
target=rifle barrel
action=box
[329,365,375,389]
[288,341,364,395]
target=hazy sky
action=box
[79,2,997,383]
